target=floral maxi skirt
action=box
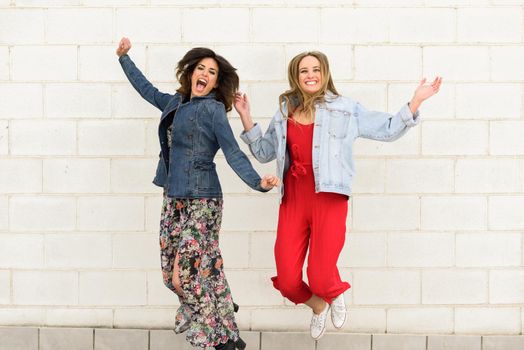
[159,195,239,348]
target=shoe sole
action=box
[331,310,347,329]
[311,326,326,341]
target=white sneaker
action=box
[331,293,347,329]
[310,303,330,340]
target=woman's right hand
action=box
[234,92,255,131]
[116,37,131,57]
[260,174,280,190]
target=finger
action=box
[123,38,131,49]
[264,175,276,184]
[419,78,427,86]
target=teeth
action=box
[306,81,317,85]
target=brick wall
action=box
[0,0,523,335]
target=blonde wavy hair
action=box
[279,51,339,120]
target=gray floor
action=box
[1,327,523,350]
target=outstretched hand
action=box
[413,76,442,102]
[116,37,132,57]
[260,174,280,190]
[409,76,442,114]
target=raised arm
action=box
[235,93,279,163]
[116,37,174,111]
[357,76,442,141]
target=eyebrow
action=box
[197,64,217,72]
[300,66,321,70]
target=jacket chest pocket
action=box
[327,109,351,139]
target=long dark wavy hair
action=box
[176,47,239,112]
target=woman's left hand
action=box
[261,174,280,190]
[409,76,442,114]
[413,76,442,102]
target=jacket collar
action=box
[190,90,217,101]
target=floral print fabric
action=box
[159,195,239,348]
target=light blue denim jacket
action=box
[239,93,420,200]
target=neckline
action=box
[289,118,314,126]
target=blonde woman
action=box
[234,51,441,340]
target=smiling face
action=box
[298,55,323,95]
[190,57,219,97]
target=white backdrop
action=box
[0,0,523,335]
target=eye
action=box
[196,66,204,71]
[209,70,216,76]
[314,68,321,72]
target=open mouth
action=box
[305,80,317,86]
[195,78,208,93]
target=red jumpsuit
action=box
[271,119,351,305]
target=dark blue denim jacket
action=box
[119,54,267,198]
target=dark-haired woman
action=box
[116,37,278,350]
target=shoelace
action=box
[333,298,346,312]
[311,308,328,329]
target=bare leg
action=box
[304,294,327,314]
[172,252,184,297]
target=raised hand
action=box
[234,92,250,116]
[260,174,280,190]
[414,76,442,102]
[234,92,255,131]
[409,76,442,114]
[116,37,132,57]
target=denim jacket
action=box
[240,92,420,201]
[119,54,267,198]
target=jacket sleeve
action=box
[118,54,174,112]
[213,106,268,193]
[355,102,420,142]
[239,109,280,163]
